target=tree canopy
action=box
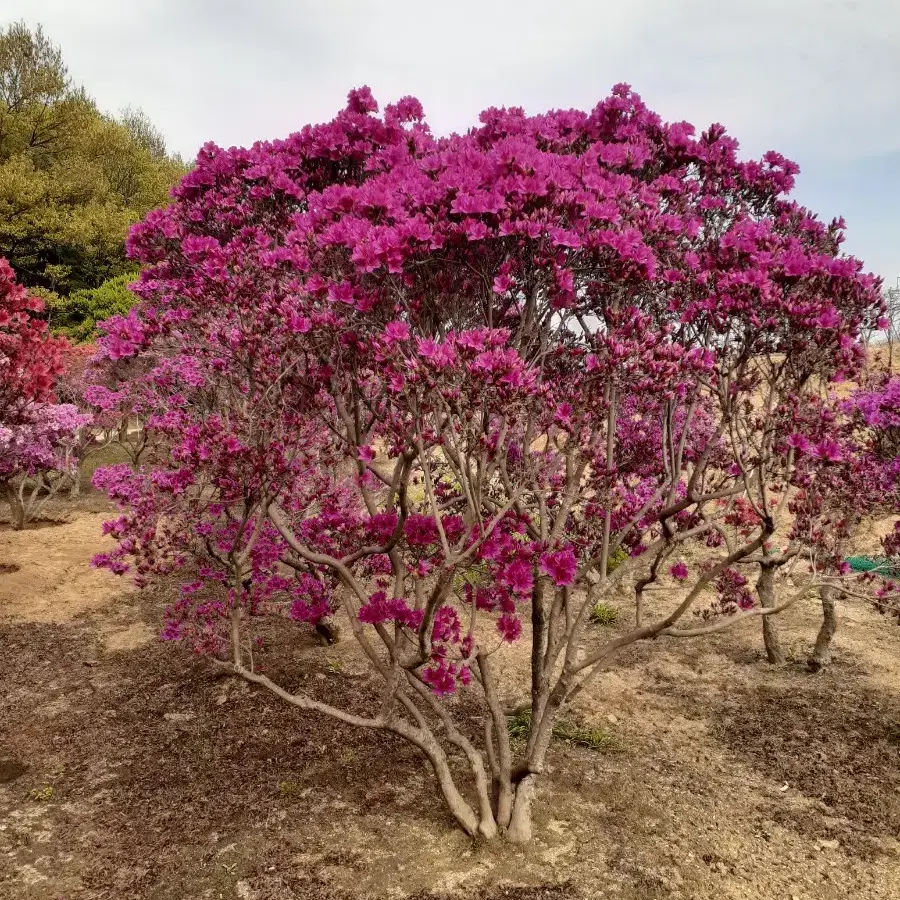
[48,270,139,342]
[0,21,186,334]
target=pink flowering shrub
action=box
[44,343,109,498]
[0,403,92,528]
[845,375,900,466]
[737,375,900,665]
[91,87,894,841]
[784,379,900,567]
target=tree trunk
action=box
[505,776,537,843]
[314,620,340,644]
[756,562,785,664]
[402,726,483,838]
[808,584,838,672]
[68,472,81,500]
[4,484,25,530]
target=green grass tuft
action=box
[278,779,303,798]
[506,707,533,741]
[506,707,622,752]
[552,720,622,752]
[589,601,619,626]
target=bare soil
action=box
[2,499,900,899]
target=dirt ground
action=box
[2,497,900,899]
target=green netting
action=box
[846,556,900,581]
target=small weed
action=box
[30,785,54,802]
[340,749,356,765]
[506,708,622,752]
[406,482,426,506]
[783,640,815,665]
[325,658,345,675]
[454,560,490,593]
[552,720,622,752]
[606,546,629,575]
[589,602,619,626]
[506,707,533,741]
[278,779,303,798]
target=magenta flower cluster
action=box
[83,84,896,697]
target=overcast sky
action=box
[7,0,900,285]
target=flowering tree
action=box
[49,342,106,499]
[798,375,900,654]
[741,376,900,666]
[92,87,892,842]
[0,402,91,528]
[0,258,67,427]
[0,258,80,526]
[53,341,151,499]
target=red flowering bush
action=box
[91,87,894,841]
[0,259,84,526]
[0,258,67,428]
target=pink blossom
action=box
[404,514,439,547]
[554,403,573,428]
[815,307,841,329]
[496,614,522,642]
[498,559,533,595]
[346,85,378,114]
[539,546,577,587]
[809,438,843,463]
[358,591,422,629]
[493,274,513,294]
[422,661,457,696]
[786,433,812,454]
[284,308,312,333]
[383,321,410,343]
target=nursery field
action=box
[1,27,899,899]
[1,487,899,900]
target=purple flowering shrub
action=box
[89,86,896,841]
[0,402,91,528]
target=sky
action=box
[6,0,900,286]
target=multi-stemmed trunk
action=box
[2,474,64,530]
[225,611,548,842]
[224,533,792,844]
[209,383,800,845]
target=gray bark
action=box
[4,483,25,530]
[68,472,81,500]
[808,584,838,672]
[505,776,536,843]
[757,562,785,664]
